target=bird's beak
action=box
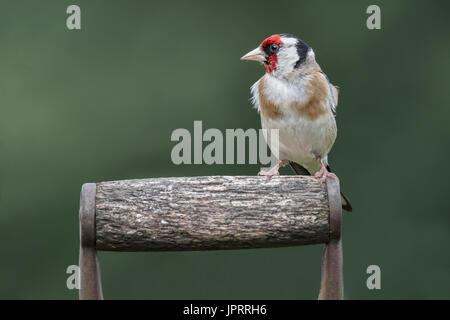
[240,47,265,62]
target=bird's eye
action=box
[270,44,280,53]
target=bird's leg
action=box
[314,158,338,183]
[258,160,288,178]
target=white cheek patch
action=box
[273,46,299,77]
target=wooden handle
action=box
[94,176,331,251]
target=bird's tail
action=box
[289,161,353,212]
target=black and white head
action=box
[240,33,315,78]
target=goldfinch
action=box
[241,33,352,211]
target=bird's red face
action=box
[241,34,311,77]
[241,35,284,73]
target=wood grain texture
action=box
[95,176,330,251]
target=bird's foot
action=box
[314,165,338,183]
[258,160,287,179]
[258,167,280,178]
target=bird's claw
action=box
[314,167,338,183]
[258,169,280,179]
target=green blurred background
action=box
[1,0,449,299]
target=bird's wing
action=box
[331,84,339,106]
[289,161,310,175]
[319,71,339,114]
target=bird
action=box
[241,33,352,211]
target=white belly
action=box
[251,73,338,174]
[261,111,336,174]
